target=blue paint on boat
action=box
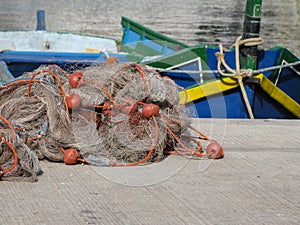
[0,51,142,77]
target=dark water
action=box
[0,0,299,56]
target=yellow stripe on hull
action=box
[257,74,300,118]
[179,74,300,118]
[179,76,239,104]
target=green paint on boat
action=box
[120,17,189,57]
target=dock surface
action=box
[1,119,299,225]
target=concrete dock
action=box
[1,119,299,225]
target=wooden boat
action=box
[0,10,145,78]
[146,45,300,119]
[143,0,300,119]
[119,0,300,119]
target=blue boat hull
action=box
[146,46,300,119]
[184,84,298,119]
[0,51,143,77]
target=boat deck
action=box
[1,119,299,224]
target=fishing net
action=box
[0,120,42,182]
[0,62,223,182]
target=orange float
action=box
[105,56,119,65]
[69,71,84,88]
[63,148,79,165]
[142,103,160,119]
[206,142,224,159]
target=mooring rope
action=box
[153,60,300,76]
[216,35,263,119]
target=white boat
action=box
[0,30,118,53]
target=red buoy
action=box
[69,71,84,88]
[64,148,79,165]
[142,103,160,119]
[206,142,224,159]
[66,94,81,110]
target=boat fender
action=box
[66,94,81,110]
[206,142,224,159]
[64,148,80,165]
[69,71,84,88]
[142,103,160,119]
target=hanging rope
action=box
[215,36,263,119]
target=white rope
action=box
[235,36,255,119]
[256,60,300,76]
[215,35,264,119]
[103,51,110,59]
[154,60,300,75]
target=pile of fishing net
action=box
[0,62,224,182]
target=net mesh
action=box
[0,62,222,182]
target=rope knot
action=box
[215,35,258,119]
[242,37,263,47]
[243,69,253,78]
[215,52,224,61]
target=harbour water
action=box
[0,0,299,56]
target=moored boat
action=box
[144,0,300,119]
[120,16,189,57]
[0,10,144,78]
[145,44,300,119]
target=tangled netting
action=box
[0,62,224,182]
